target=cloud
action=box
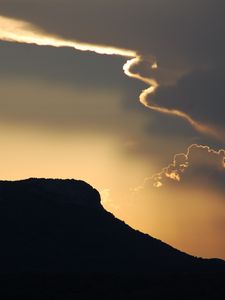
[152,144,225,191]
[1,0,224,66]
[0,15,134,57]
[129,143,225,259]
[0,1,225,138]
[148,68,225,140]
[128,143,225,259]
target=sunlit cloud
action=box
[0,15,135,57]
[152,144,225,188]
[0,15,220,139]
[1,0,225,143]
[123,57,218,138]
[0,16,159,126]
[0,15,158,117]
[128,143,225,258]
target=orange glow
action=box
[106,184,225,260]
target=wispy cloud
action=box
[0,0,225,140]
[0,16,135,57]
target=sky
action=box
[0,0,225,259]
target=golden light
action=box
[0,16,135,57]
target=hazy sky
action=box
[0,0,225,259]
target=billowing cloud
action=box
[152,144,225,191]
[0,0,225,138]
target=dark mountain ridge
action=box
[0,178,224,299]
[0,178,223,273]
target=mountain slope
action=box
[0,178,223,274]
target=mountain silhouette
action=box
[0,178,224,299]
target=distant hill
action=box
[0,178,224,299]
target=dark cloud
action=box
[149,68,225,140]
[0,0,225,139]
[1,0,224,67]
[0,41,128,88]
[0,41,140,131]
[1,0,224,138]
[152,144,225,193]
[0,41,198,140]
[0,41,201,166]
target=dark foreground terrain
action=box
[0,271,225,299]
[0,178,224,299]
